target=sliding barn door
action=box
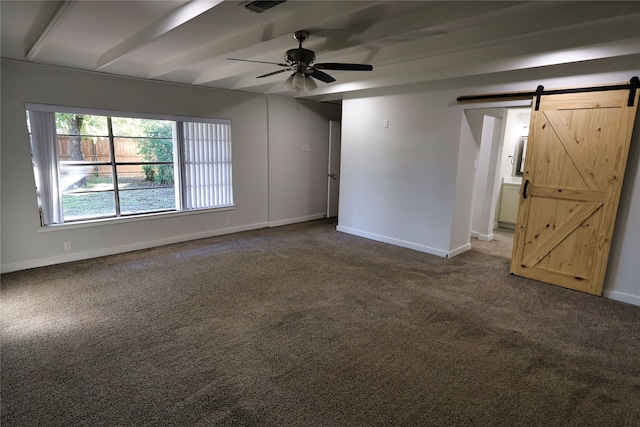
[510,87,639,295]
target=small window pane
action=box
[55,114,108,136]
[58,136,111,164]
[114,137,173,164]
[111,117,172,138]
[117,166,175,214]
[59,163,112,192]
[119,189,176,215]
[61,169,116,221]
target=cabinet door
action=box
[499,184,520,224]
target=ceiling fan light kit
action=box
[228,30,373,94]
[305,74,318,91]
[286,71,318,95]
[291,72,306,91]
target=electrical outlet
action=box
[301,144,310,152]
[226,218,231,226]
[64,241,72,251]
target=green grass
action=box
[62,175,176,220]
[119,187,175,214]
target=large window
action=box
[26,105,233,225]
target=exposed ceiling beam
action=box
[191,2,534,87]
[362,8,640,69]
[306,37,640,98]
[25,1,77,61]
[149,1,378,79]
[227,5,640,95]
[95,0,224,71]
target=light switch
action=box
[383,119,389,128]
[302,144,310,152]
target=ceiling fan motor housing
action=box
[285,48,315,66]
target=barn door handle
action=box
[523,180,530,199]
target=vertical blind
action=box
[182,121,233,209]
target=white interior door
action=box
[327,120,341,218]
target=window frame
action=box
[26,103,234,227]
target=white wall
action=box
[338,90,462,257]
[339,68,640,306]
[267,97,341,226]
[470,115,504,240]
[450,112,478,254]
[605,116,640,306]
[0,60,339,272]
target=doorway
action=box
[467,106,531,253]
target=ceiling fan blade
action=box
[310,69,335,83]
[227,58,289,67]
[314,63,373,71]
[256,69,291,78]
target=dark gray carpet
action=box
[2,219,639,426]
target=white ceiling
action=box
[2,1,640,102]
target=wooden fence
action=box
[57,136,146,177]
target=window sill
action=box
[37,205,236,233]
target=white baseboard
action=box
[603,290,640,307]
[449,243,472,258]
[1,222,268,273]
[471,231,494,241]
[269,213,326,228]
[336,225,468,258]
[2,215,331,273]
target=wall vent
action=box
[240,1,287,13]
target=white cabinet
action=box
[498,183,521,226]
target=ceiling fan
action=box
[227,30,373,93]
